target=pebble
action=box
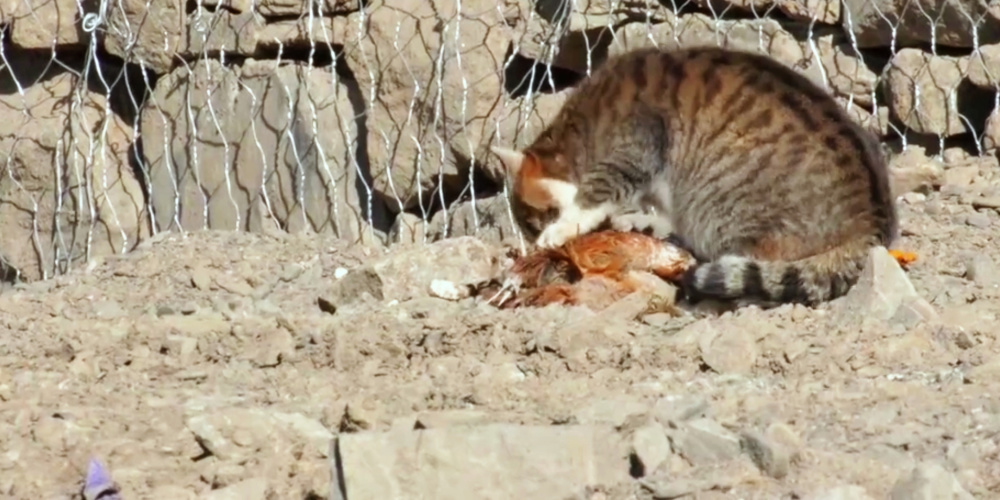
[92,299,125,319]
[964,355,1000,384]
[740,430,790,478]
[630,422,672,476]
[831,246,928,327]
[697,321,758,375]
[965,212,991,228]
[574,396,648,428]
[943,165,979,186]
[428,279,470,301]
[202,477,271,500]
[971,196,1000,210]
[190,266,213,290]
[807,485,875,500]
[669,418,742,466]
[415,410,490,429]
[889,461,974,500]
[652,395,710,425]
[963,254,1000,287]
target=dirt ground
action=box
[2,168,1000,499]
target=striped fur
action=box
[492,46,898,307]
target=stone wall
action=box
[1,0,998,281]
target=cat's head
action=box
[490,145,569,242]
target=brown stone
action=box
[340,0,514,212]
[884,49,969,137]
[841,0,1000,49]
[140,59,388,244]
[984,108,1000,153]
[103,0,187,75]
[0,55,149,281]
[334,424,629,499]
[611,15,875,106]
[693,0,839,24]
[967,43,1000,90]
[6,0,90,49]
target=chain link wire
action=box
[0,0,996,282]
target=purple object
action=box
[83,458,122,500]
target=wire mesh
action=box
[0,0,997,282]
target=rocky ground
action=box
[2,154,1000,500]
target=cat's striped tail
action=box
[679,234,886,307]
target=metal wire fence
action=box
[0,0,997,282]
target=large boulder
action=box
[340,0,514,213]
[841,0,1000,49]
[140,58,389,244]
[0,55,149,281]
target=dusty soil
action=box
[1,181,1000,499]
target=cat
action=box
[491,45,898,307]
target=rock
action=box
[740,430,791,478]
[611,13,874,105]
[965,355,1000,384]
[414,410,491,429]
[652,395,710,425]
[574,396,649,428]
[340,0,512,211]
[693,0,839,24]
[669,418,743,466]
[884,49,969,137]
[638,461,758,499]
[388,213,426,244]
[888,298,939,329]
[104,0,187,74]
[428,279,472,301]
[250,324,295,367]
[510,0,672,73]
[493,91,570,156]
[983,108,1000,153]
[889,146,944,195]
[697,321,758,375]
[964,254,1000,287]
[367,236,501,302]
[334,424,629,499]
[250,0,359,16]
[841,0,1000,49]
[0,55,149,282]
[184,8,263,56]
[965,212,992,228]
[631,422,672,476]
[428,195,520,245]
[147,486,198,499]
[807,485,876,500]
[202,477,271,500]
[943,166,980,187]
[182,8,355,57]
[839,99,891,136]
[889,462,975,500]
[340,397,382,432]
[766,422,803,459]
[142,58,388,243]
[971,197,1000,210]
[186,408,334,462]
[7,0,86,49]
[612,15,804,78]
[163,335,199,364]
[831,246,933,327]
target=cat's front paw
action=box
[536,221,582,249]
[609,212,673,237]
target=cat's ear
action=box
[490,146,526,178]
